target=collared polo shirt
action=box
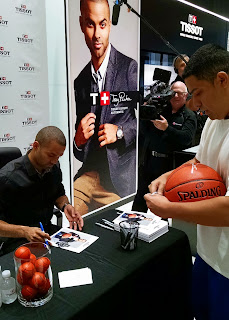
[0,154,65,227]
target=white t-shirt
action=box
[196,118,229,279]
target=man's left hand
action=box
[98,124,118,147]
[64,204,84,231]
[151,115,168,131]
[144,193,171,219]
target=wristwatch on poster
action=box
[116,126,124,140]
[61,203,70,212]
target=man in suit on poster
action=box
[73,0,138,215]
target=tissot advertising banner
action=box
[141,0,228,55]
[0,0,49,154]
[66,0,140,216]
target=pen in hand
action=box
[39,222,50,247]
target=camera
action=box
[139,80,175,120]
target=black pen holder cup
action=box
[119,221,139,251]
[14,242,53,307]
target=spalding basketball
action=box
[164,163,226,202]
[18,262,36,280]
[15,246,31,260]
[30,272,46,289]
[21,285,38,301]
[35,257,50,273]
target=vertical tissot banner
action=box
[0,0,49,154]
[66,0,140,216]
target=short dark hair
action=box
[183,44,229,83]
[80,0,110,15]
[35,126,66,147]
[173,54,189,71]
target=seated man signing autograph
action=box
[0,126,83,255]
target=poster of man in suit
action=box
[66,0,139,215]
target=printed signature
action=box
[110,92,132,107]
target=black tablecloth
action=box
[0,209,193,320]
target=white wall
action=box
[45,0,70,226]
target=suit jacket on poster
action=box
[73,45,137,197]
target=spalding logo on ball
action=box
[164,163,226,202]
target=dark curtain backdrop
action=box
[140,0,229,55]
[188,0,229,17]
[141,0,229,18]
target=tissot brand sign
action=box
[0,106,14,115]
[15,4,32,15]
[140,0,227,55]
[1,1,49,155]
[180,14,204,41]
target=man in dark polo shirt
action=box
[0,126,83,255]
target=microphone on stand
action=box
[112,1,123,25]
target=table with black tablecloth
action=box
[0,209,193,320]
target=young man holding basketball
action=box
[144,44,229,320]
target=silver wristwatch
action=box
[116,126,124,140]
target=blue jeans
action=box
[192,254,229,320]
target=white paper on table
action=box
[58,267,93,288]
[50,227,99,253]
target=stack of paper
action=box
[112,211,169,243]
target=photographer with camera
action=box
[132,81,197,212]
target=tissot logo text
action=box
[0,16,8,26]
[0,77,12,85]
[180,22,203,36]
[15,4,32,15]
[0,106,14,115]
[22,117,37,126]
[23,143,33,152]
[19,63,35,72]
[21,91,36,99]
[0,133,16,143]
[0,46,10,56]
[17,34,33,44]
[180,14,204,41]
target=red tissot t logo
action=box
[100,91,110,106]
[192,15,197,24]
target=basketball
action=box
[17,271,28,286]
[18,262,36,280]
[37,279,51,297]
[30,254,37,265]
[28,277,36,289]
[15,246,31,260]
[164,163,227,202]
[35,257,51,273]
[21,285,38,301]
[30,272,46,289]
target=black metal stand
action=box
[123,0,188,64]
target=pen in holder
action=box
[119,221,139,251]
